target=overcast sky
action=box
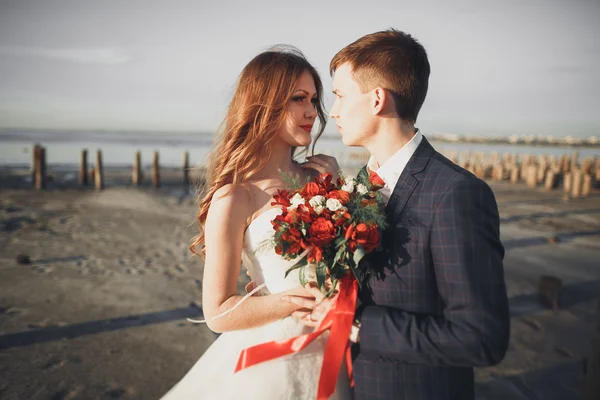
[0,0,599,137]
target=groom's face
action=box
[330,63,374,147]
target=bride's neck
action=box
[257,141,297,179]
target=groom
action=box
[295,29,510,399]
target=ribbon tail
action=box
[316,276,358,400]
[345,345,354,388]
[235,324,330,372]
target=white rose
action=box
[356,184,368,195]
[326,198,343,212]
[309,195,325,215]
[341,177,356,193]
[289,193,305,210]
[313,203,324,215]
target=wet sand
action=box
[0,169,599,399]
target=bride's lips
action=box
[300,125,313,133]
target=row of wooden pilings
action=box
[446,150,599,198]
[30,144,190,190]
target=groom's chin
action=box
[341,135,359,147]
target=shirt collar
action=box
[367,129,423,191]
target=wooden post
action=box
[183,151,190,187]
[571,170,582,198]
[152,151,160,189]
[34,146,47,190]
[510,166,520,184]
[560,154,570,174]
[31,143,41,184]
[79,149,88,185]
[563,173,572,194]
[132,151,142,186]
[582,174,593,197]
[582,158,592,174]
[544,170,557,191]
[537,163,548,184]
[526,165,538,188]
[95,150,104,191]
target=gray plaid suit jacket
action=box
[352,137,510,400]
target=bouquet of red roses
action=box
[270,170,388,295]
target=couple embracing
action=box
[161,29,510,400]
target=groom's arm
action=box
[357,177,510,367]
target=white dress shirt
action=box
[367,130,423,204]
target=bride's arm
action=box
[201,184,311,333]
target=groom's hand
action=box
[301,155,341,181]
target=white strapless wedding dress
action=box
[160,208,353,400]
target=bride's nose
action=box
[305,105,317,119]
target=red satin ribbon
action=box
[235,275,358,400]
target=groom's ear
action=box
[371,87,391,116]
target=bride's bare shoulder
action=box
[211,184,251,206]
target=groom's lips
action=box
[300,125,313,133]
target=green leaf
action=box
[299,264,309,287]
[334,245,346,265]
[334,236,348,248]
[284,258,307,279]
[316,263,327,293]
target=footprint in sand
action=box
[42,358,66,371]
[554,346,575,358]
[105,386,134,398]
[518,318,543,332]
[50,387,82,400]
[175,264,186,273]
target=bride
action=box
[160,48,353,399]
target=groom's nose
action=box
[329,101,339,119]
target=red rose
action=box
[369,171,385,191]
[326,190,351,205]
[288,242,301,254]
[296,204,314,223]
[307,217,336,247]
[301,182,321,197]
[346,223,380,253]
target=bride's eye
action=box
[292,96,306,102]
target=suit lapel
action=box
[385,137,434,223]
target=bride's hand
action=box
[283,282,336,328]
[301,154,341,181]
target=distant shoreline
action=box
[1,128,598,148]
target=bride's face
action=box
[277,70,318,148]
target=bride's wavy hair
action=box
[190,46,327,257]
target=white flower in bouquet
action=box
[341,177,356,193]
[309,195,325,215]
[326,198,343,212]
[356,184,368,195]
[289,193,305,210]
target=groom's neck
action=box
[366,119,416,167]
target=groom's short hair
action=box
[330,29,430,123]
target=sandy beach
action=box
[1,168,599,399]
